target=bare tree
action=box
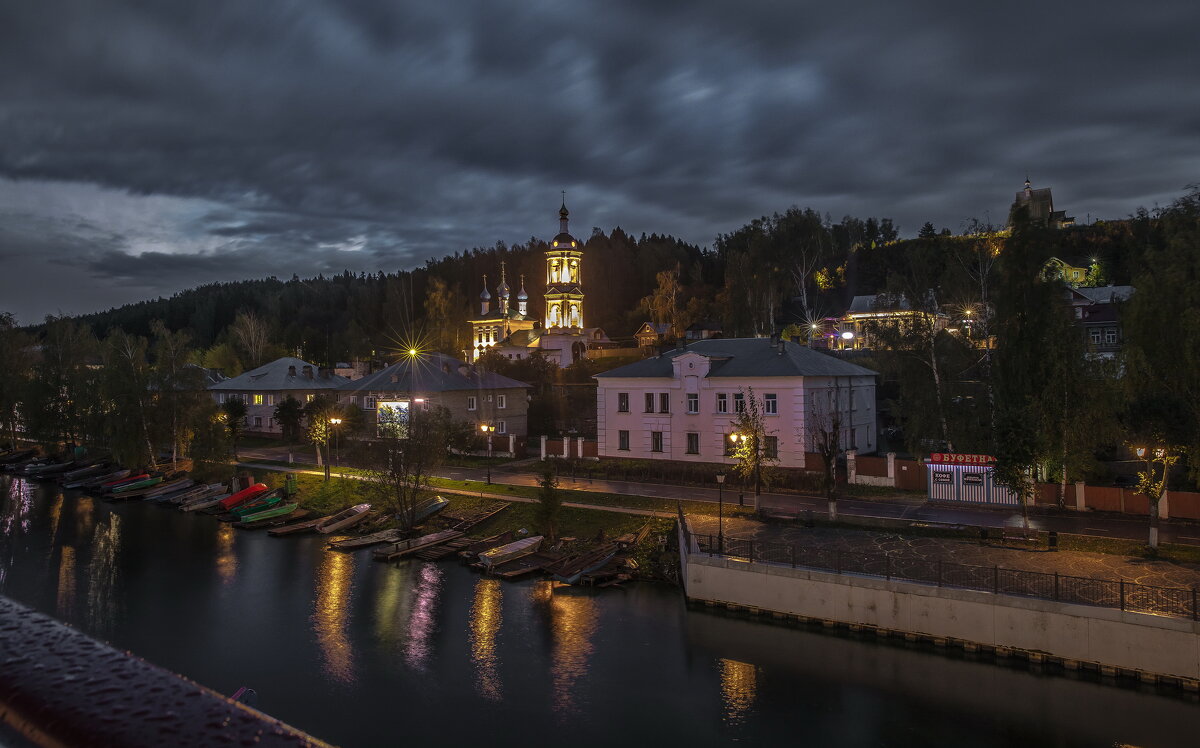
[806,380,846,521]
[364,405,454,530]
[229,311,271,369]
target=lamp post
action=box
[329,417,342,473]
[729,432,762,502]
[716,472,726,554]
[480,423,493,483]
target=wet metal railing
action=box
[0,596,331,748]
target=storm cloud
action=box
[2,1,1197,322]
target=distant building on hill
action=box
[1012,177,1075,229]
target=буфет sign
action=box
[928,453,997,465]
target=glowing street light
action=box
[480,423,494,484]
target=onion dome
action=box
[517,274,528,301]
[479,274,491,300]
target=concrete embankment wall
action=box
[679,529,1200,683]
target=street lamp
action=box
[716,472,726,554]
[729,431,762,501]
[329,417,342,472]
[480,423,494,484]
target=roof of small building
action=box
[846,293,913,314]
[340,352,530,393]
[210,357,349,391]
[594,338,877,379]
[1072,286,1134,304]
[637,322,671,336]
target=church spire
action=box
[559,191,569,234]
[479,273,491,315]
[517,273,528,316]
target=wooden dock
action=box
[455,531,516,562]
[372,530,464,562]
[489,551,560,580]
[411,536,475,561]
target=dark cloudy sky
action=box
[2,1,1197,324]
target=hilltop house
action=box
[208,357,349,434]
[1067,285,1135,359]
[594,337,878,468]
[834,293,947,350]
[338,352,531,438]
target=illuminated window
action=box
[253,394,264,405]
[686,432,700,454]
[618,393,629,412]
[764,393,777,414]
[618,430,630,450]
[305,394,315,403]
[650,431,664,452]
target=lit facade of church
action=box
[467,201,610,366]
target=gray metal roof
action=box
[593,338,878,379]
[1073,286,1134,304]
[209,356,349,391]
[339,352,530,393]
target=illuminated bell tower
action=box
[544,197,585,329]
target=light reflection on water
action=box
[215,524,237,585]
[533,582,599,716]
[56,545,76,618]
[86,513,121,636]
[718,658,758,726]
[469,578,503,701]
[403,563,443,671]
[313,548,356,684]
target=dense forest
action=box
[4,189,1197,491]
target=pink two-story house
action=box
[594,338,878,468]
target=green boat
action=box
[240,502,299,524]
[111,476,163,494]
[231,494,281,518]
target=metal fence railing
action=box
[688,530,1199,621]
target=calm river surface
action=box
[2,475,1198,747]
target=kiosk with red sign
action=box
[925,453,1020,506]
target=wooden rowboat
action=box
[315,504,371,534]
[478,536,544,569]
[66,469,130,489]
[239,502,299,524]
[181,492,232,512]
[329,528,405,550]
[218,483,269,511]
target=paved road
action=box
[237,446,1197,547]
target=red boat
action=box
[102,473,149,489]
[219,483,269,511]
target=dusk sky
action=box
[2,1,1197,324]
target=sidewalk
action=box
[234,445,1199,547]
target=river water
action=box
[2,476,1198,747]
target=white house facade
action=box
[593,338,878,468]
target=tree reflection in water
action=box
[469,578,503,701]
[86,513,121,636]
[56,545,76,618]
